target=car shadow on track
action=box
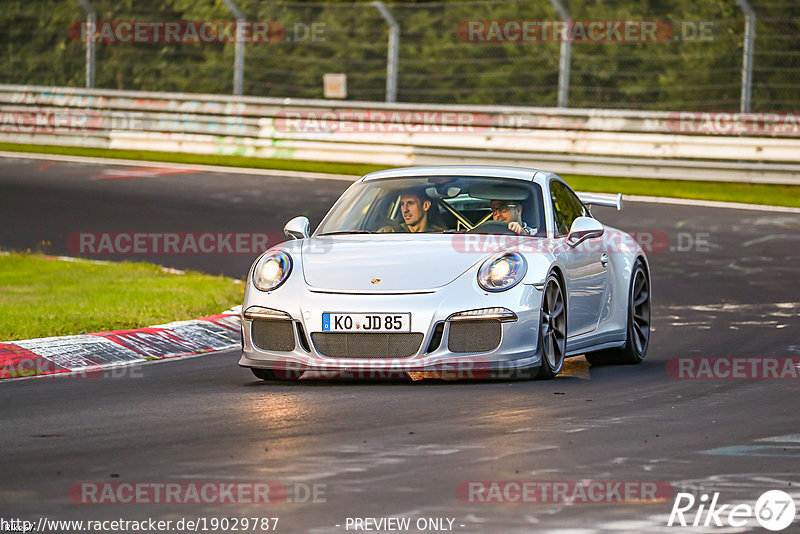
[239,356,656,387]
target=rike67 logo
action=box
[668,490,796,531]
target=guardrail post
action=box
[372,1,399,103]
[734,0,755,113]
[221,0,246,96]
[76,0,96,88]
[549,0,571,108]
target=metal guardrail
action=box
[1,84,799,185]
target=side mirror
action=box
[284,216,310,240]
[566,216,604,247]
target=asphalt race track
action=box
[1,156,799,533]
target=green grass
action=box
[0,253,243,341]
[1,142,798,208]
[561,174,800,208]
[0,142,382,177]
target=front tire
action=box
[586,260,650,365]
[535,273,567,379]
[250,367,279,381]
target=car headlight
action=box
[252,251,292,291]
[477,252,527,292]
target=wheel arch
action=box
[629,253,651,306]
[636,254,651,283]
[548,263,568,327]
[549,264,566,296]
[621,254,649,307]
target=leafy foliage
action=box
[1,0,798,110]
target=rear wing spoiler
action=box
[576,192,623,211]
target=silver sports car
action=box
[239,166,651,381]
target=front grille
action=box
[251,320,295,351]
[447,320,502,353]
[311,333,424,358]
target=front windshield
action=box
[316,176,545,236]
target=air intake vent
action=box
[426,322,444,353]
[295,322,311,353]
[311,333,423,358]
[251,320,295,352]
[447,320,501,353]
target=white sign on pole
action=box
[323,73,347,99]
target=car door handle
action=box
[600,253,609,268]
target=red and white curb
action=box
[0,306,241,380]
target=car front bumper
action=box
[238,280,544,379]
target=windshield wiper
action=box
[317,230,373,236]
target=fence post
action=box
[372,1,399,103]
[221,0,246,96]
[548,0,571,108]
[76,0,95,88]
[734,0,755,112]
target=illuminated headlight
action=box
[477,252,527,292]
[252,251,292,291]
[448,308,517,322]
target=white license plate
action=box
[322,313,411,333]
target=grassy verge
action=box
[0,142,384,177]
[0,253,243,341]
[1,142,799,208]
[562,174,800,208]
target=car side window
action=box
[550,181,586,236]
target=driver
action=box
[380,189,446,233]
[490,199,536,236]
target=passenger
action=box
[380,189,446,233]
[490,199,536,236]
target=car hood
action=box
[301,235,498,291]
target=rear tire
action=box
[586,260,650,366]
[535,273,567,380]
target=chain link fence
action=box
[1,0,798,111]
